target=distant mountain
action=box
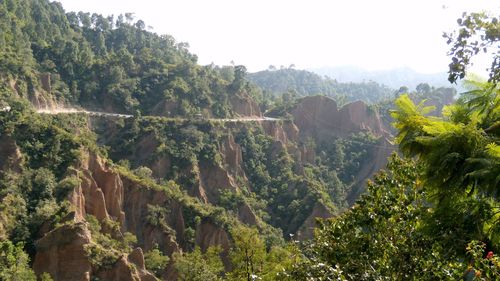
[310,66,453,91]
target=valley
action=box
[0,0,498,280]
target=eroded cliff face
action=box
[347,137,394,203]
[195,220,232,268]
[0,135,22,172]
[260,120,299,145]
[34,151,235,280]
[31,95,395,280]
[0,136,23,239]
[229,91,262,117]
[68,151,126,225]
[291,96,386,140]
[219,133,246,182]
[97,248,158,281]
[6,74,61,110]
[291,96,395,202]
[33,222,93,281]
[33,220,158,281]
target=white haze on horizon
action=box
[55,0,498,75]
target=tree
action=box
[444,12,500,83]
[289,155,465,280]
[0,241,37,281]
[135,20,145,30]
[230,65,248,92]
[391,82,499,197]
[144,246,170,278]
[173,246,224,281]
[228,226,266,281]
[391,84,499,243]
[416,82,431,94]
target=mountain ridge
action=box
[310,65,451,90]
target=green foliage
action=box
[173,246,224,281]
[55,175,81,202]
[0,241,37,281]
[0,0,268,118]
[318,132,379,183]
[144,246,170,278]
[0,104,93,257]
[104,118,222,181]
[12,116,81,179]
[227,225,298,281]
[84,215,137,270]
[391,82,499,242]
[444,12,499,83]
[248,68,393,105]
[290,155,466,280]
[133,166,154,180]
[218,190,246,212]
[6,4,486,280]
[146,204,176,236]
[466,240,500,280]
[40,273,53,281]
[235,126,331,234]
[228,226,267,281]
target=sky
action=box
[55,0,498,74]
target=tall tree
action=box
[228,226,266,281]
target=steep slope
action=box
[90,94,393,237]
[0,0,262,118]
[0,0,397,279]
[0,86,394,280]
[289,96,394,202]
[0,102,250,280]
[290,96,386,139]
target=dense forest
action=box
[0,0,499,280]
[0,0,265,118]
[248,68,394,105]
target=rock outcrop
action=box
[35,151,174,280]
[291,96,386,141]
[296,202,333,240]
[199,162,239,203]
[39,73,52,93]
[33,222,93,281]
[6,74,61,110]
[219,134,246,182]
[258,120,299,145]
[120,175,182,256]
[68,151,126,225]
[230,92,262,117]
[33,220,159,281]
[195,220,232,268]
[237,203,258,225]
[0,135,22,172]
[96,248,158,281]
[290,96,394,202]
[29,94,396,279]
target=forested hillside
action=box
[0,0,394,280]
[0,0,498,280]
[0,0,263,117]
[248,68,393,104]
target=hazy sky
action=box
[55,0,498,74]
